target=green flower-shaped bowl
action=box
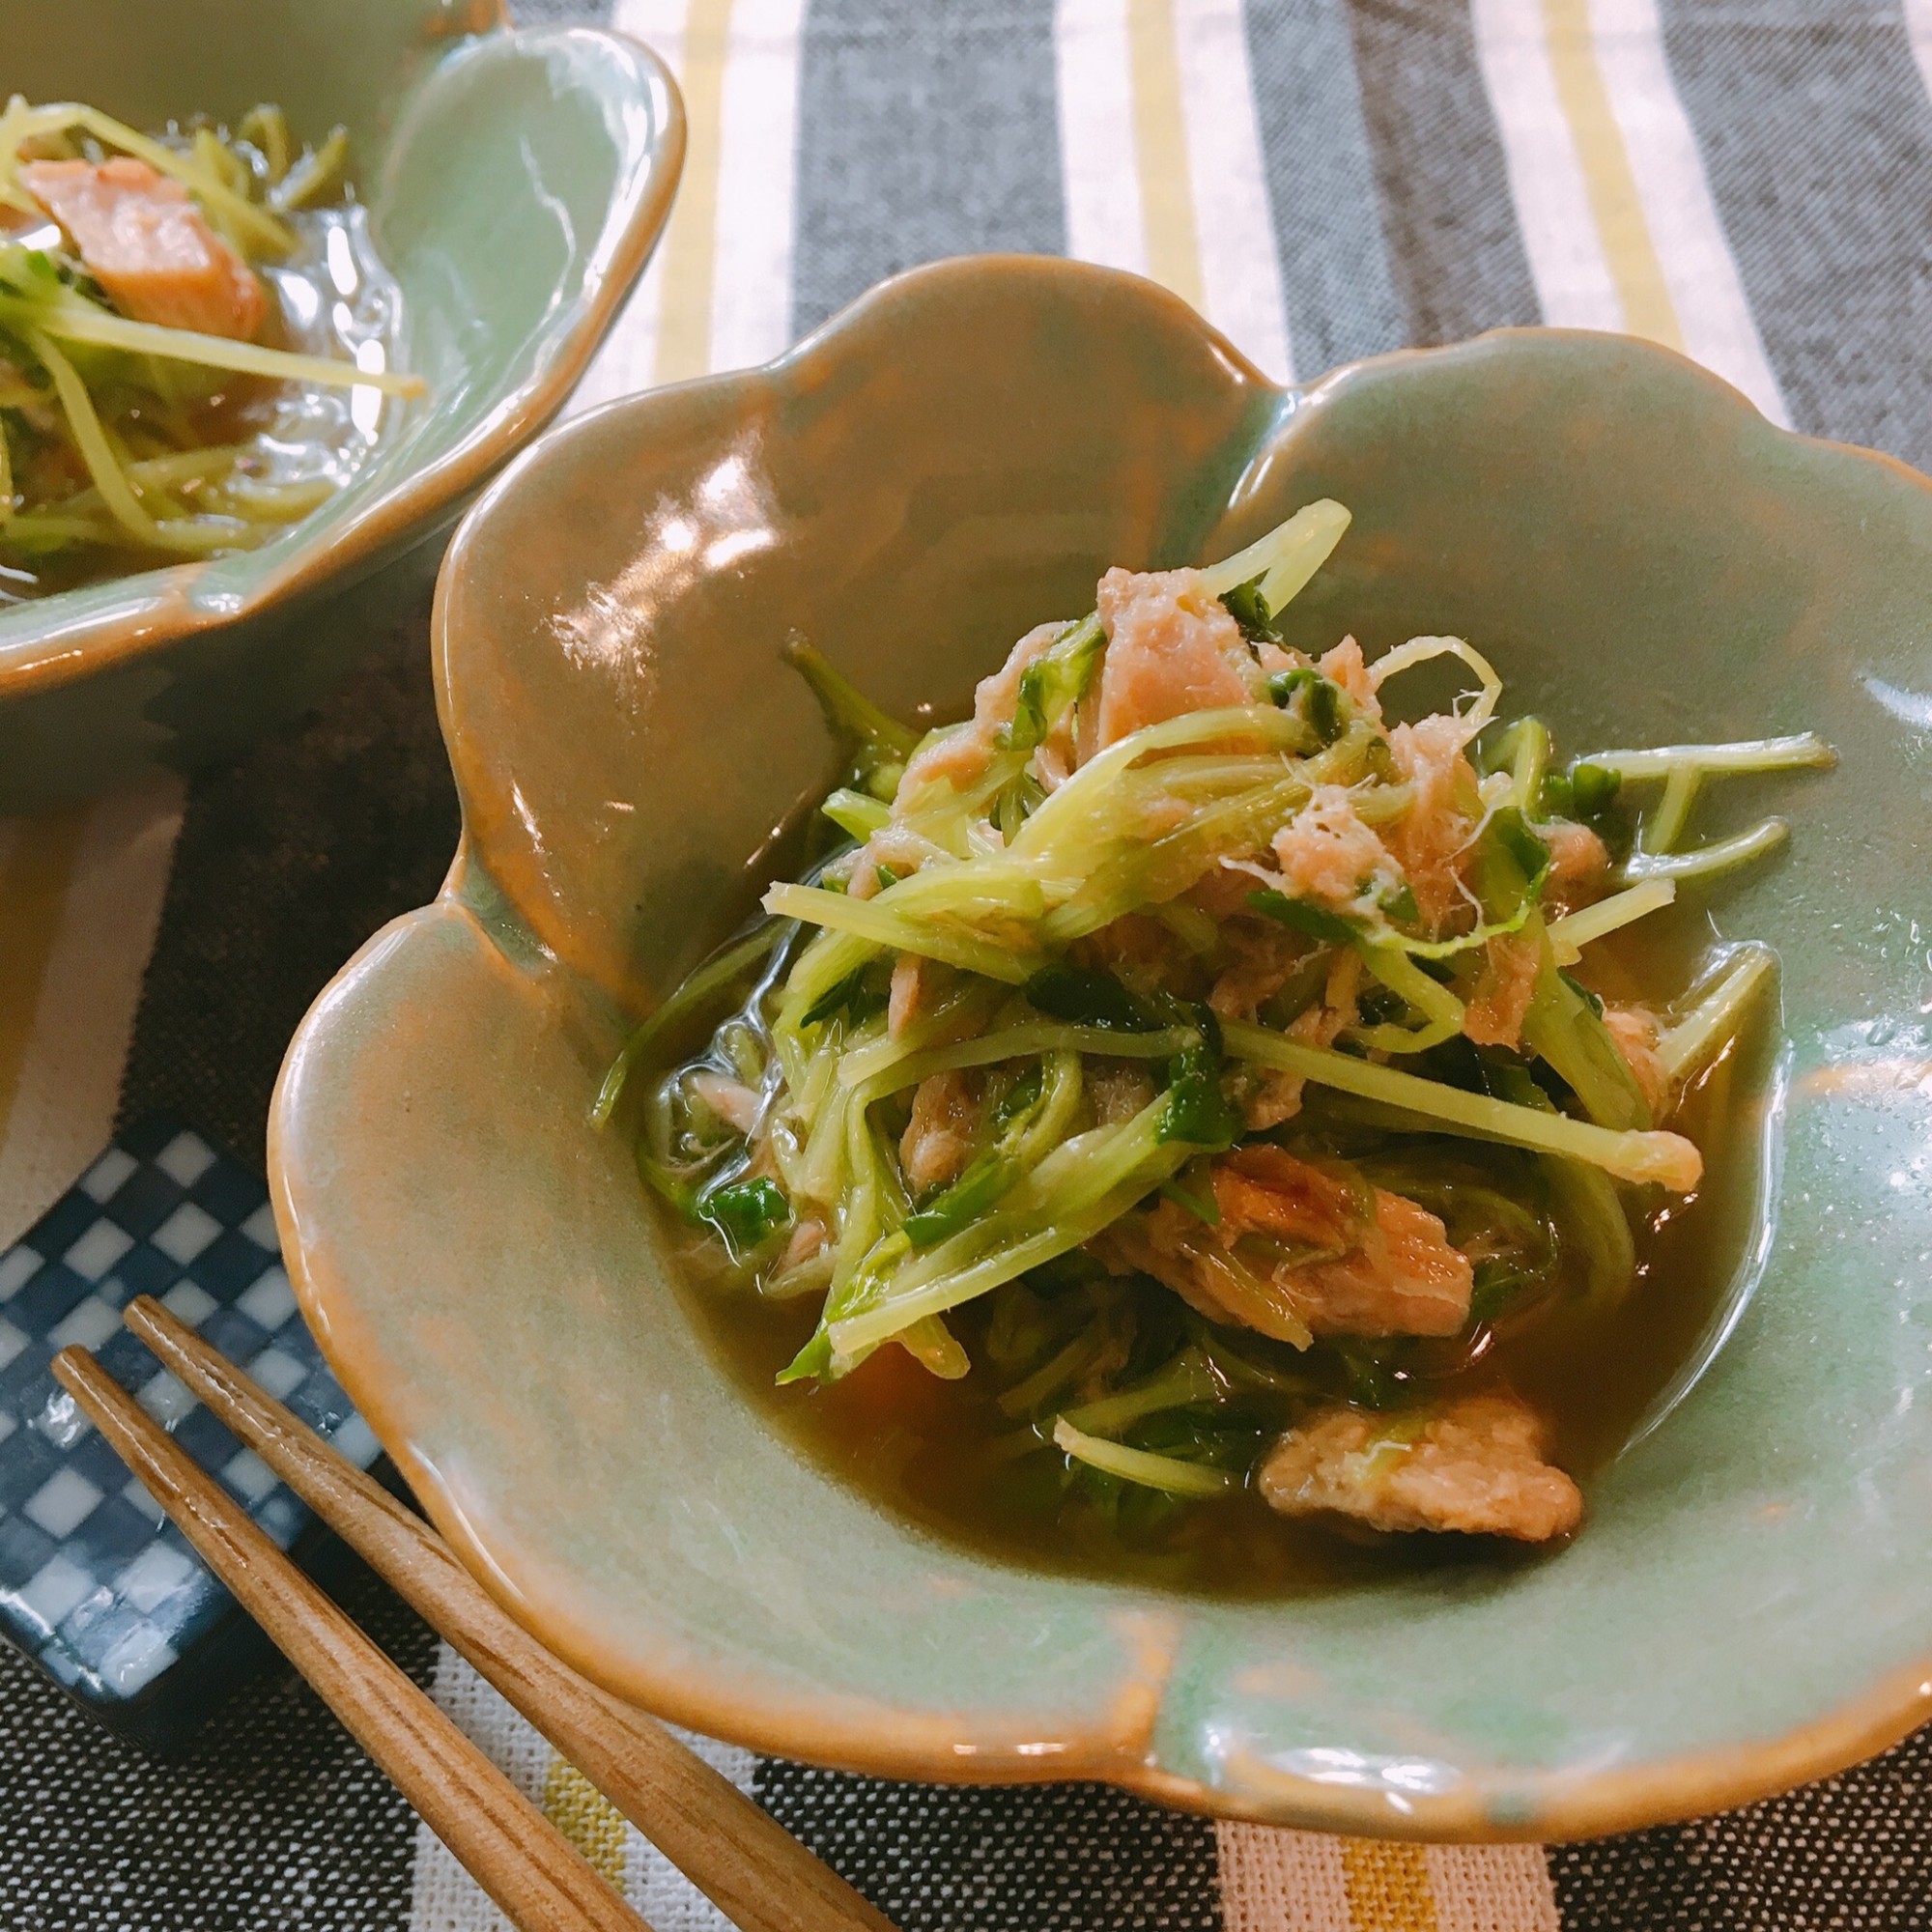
[0,0,683,815]
[270,256,1932,1839]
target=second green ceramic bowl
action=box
[0,0,683,814]
[272,256,1932,1838]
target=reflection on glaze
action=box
[1798,1058,1932,1098]
[1210,1731,1468,1820]
[1264,1746,1463,1795]
[549,434,779,713]
[1861,674,1932,732]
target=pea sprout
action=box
[601,497,1828,1552]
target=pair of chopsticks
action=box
[54,1299,895,1932]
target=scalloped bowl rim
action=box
[0,15,686,702]
[272,257,1932,1840]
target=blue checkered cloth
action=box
[0,1120,377,1732]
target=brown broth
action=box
[665,905,1778,1597]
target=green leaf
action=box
[1023,962,1163,1033]
[1246,887,1360,944]
[1157,1057,1237,1148]
[1335,1346,1409,1410]
[990,1060,1046,1131]
[1157,1009,1239,1150]
[698,1177,790,1257]
[1004,614,1106,753]
[1495,807,1550,883]
[776,1330,831,1384]
[1474,1046,1554,1111]
[903,1147,1015,1247]
[1265,666,1344,746]
[1469,1257,1530,1323]
[799,964,887,1029]
[1571,761,1621,818]
[1158,1175,1220,1224]
[1379,881,1420,926]
[1219,574,1280,643]
[993,767,1045,841]
[1469,806,1550,923]
[1556,968,1604,1017]
[1539,759,1627,852]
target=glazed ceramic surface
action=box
[271,256,1932,1838]
[0,0,683,814]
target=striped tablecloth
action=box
[2,2,1928,1926]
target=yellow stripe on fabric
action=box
[1124,0,1204,311]
[654,0,734,383]
[1341,1837,1439,1932]
[1539,0,1680,347]
[0,808,87,1148]
[541,1751,628,1887]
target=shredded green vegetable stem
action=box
[2,96,421,591]
[820,787,892,840]
[763,881,1040,981]
[1546,878,1676,963]
[3,100,294,254]
[621,488,1827,1563]
[30,331,156,542]
[1052,1417,1238,1496]
[1351,943,1465,1052]
[1221,1020,1702,1188]
[997,1327,1108,1417]
[1367,635,1502,732]
[1658,948,1776,1085]
[1590,734,1834,780]
[1644,764,1702,854]
[271,127,350,212]
[1059,1348,1223,1435]
[826,1097,1192,1358]
[1624,818,1788,883]
[842,1022,1196,1098]
[1196,497,1350,609]
[238,105,293,186]
[34,303,423,397]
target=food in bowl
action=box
[601,497,1831,1585]
[0,95,422,599]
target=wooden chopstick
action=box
[122,1294,896,1932]
[51,1345,652,1932]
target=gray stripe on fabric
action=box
[789,0,1066,338]
[511,0,614,23]
[1659,0,1932,471]
[1243,0,1407,378]
[1339,0,1544,343]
